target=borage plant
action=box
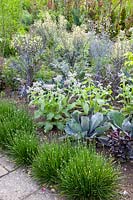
[30,89,76,132]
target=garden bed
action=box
[0,1,133,199]
[0,97,132,199]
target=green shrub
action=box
[1,64,19,90]
[32,90,76,132]
[32,142,76,185]
[116,73,133,115]
[8,132,39,166]
[0,100,34,148]
[21,10,33,30]
[59,147,120,200]
[35,65,55,82]
[0,0,23,56]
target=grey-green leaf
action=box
[71,110,81,123]
[65,119,82,135]
[90,113,104,133]
[122,117,132,132]
[80,116,90,132]
[95,122,110,134]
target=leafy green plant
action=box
[107,110,125,130]
[29,74,112,132]
[65,110,110,140]
[69,79,112,114]
[124,52,133,76]
[35,65,55,82]
[59,146,120,200]
[0,0,23,56]
[8,132,39,166]
[1,63,20,90]
[107,110,133,138]
[32,142,77,185]
[22,0,31,10]
[32,90,76,132]
[116,74,133,114]
[21,10,33,30]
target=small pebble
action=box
[123,190,129,197]
[51,188,56,193]
[27,170,31,176]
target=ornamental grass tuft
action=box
[0,100,34,148]
[59,146,120,200]
[8,132,39,166]
[32,142,77,185]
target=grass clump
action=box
[8,132,39,166]
[59,147,120,200]
[0,100,34,148]
[32,142,76,185]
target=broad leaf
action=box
[108,111,124,129]
[34,110,41,119]
[122,117,133,138]
[80,116,90,132]
[37,122,44,128]
[56,122,64,130]
[54,114,63,120]
[82,102,89,115]
[95,122,110,134]
[97,99,105,105]
[67,103,76,110]
[90,113,104,134]
[44,122,54,132]
[71,110,81,123]
[65,119,82,135]
[47,113,55,120]
[122,117,132,132]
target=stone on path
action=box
[0,165,8,177]
[0,155,16,171]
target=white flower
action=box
[53,75,63,82]
[42,84,55,90]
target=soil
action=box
[120,162,133,199]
